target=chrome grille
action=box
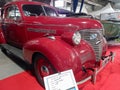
[79,30,104,61]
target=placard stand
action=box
[44,69,78,90]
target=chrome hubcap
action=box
[41,65,49,76]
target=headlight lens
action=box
[72,31,81,45]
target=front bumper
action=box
[77,51,115,85]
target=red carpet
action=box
[0,71,44,90]
[0,47,120,90]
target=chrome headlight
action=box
[72,31,81,45]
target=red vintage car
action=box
[0,1,114,87]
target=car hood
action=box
[27,16,102,30]
[24,16,102,34]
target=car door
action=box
[2,5,27,48]
[22,4,49,40]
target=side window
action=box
[5,6,21,20]
[44,6,58,17]
[22,5,44,16]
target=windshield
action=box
[43,6,58,17]
[22,4,58,17]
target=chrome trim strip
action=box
[27,28,56,34]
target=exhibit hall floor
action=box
[0,46,120,90]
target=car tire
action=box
[33,54,56,87]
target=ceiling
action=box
[0,0,110,6]
[0,0,120,8]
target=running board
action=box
[1,44,24,60]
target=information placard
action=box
[44,69,78,90]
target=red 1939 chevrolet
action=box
[0,1,114,87]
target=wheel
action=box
[33,55,56,87]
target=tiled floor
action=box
[0,50,25,80]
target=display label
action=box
[44,69,78,90]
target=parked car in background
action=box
[101,20,120,40]
[0,1,114,87]
[100,12,120,40]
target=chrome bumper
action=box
[77,52,115,85]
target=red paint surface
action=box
[0,47,120,90]
[1,1,107,85]
[2,1,102,48]
[0,71,44,90]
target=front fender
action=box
[23,36,95,74]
